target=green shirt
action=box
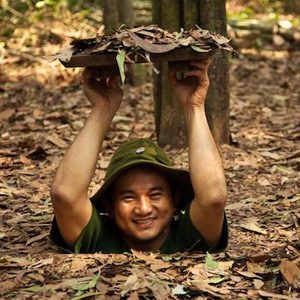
[50,205,228,254]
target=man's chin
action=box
[133,232,158,242]
[122,224,171,248]
[130,226,168,244]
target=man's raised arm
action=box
[169,60,227,248]
[50,69,123,247]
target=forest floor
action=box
[0,9,300,299]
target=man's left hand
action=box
[169,59,210,109]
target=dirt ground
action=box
[0,12,299,299]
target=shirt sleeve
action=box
[74,205,103,253]
[49,205,103,253]
[176,210,228,253]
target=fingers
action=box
[83,68,113,91]
[184,59,209,81]
[108,75,122,89]
[184,70,207,78]
[82,68,100,86]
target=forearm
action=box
[185,105,227,205]
[52,107,112,200]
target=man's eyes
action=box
[149,192,162,199]
[122,195,134,201]
[120,193,163,201]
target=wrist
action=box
[184,104,206,116]
[184,105,208,133]
[89,106,114,124]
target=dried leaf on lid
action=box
[54,25,236,66]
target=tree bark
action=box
[199,0,230,144]
[104,0,136,31]
[182,0,199,30]
[117,0,136,27]
[103,0,119,34]
[284,0,300,14]
[152,0,162,137]
[104,0,142,85]
[152,0,186,147]
[152,0,230,146]
[116,0,144,86]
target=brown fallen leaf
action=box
[279,259,300,288]
[52,47,74,63]
[236,270,262,279]
[120,274,140,296]
[129,31,177,53]
[240,218,267,235]
[258,290,297,299]
[0,109,15,122]
[0,280,18,295]
[128,291,139,300]
[194,281,228,298]
[26,232,49,246]
[246,261,266,274]
[30,257,54,269]
[259,151,282,160]
[150,282,171,300]
[96,280,109,295]
[258,177,272,186]
[188,263,207,278]
[253,279,264,289]
[218,261,234,271]
[99,160,110,169]
[46,134,68,148]
[20,154,32,165]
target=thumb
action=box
[108,75,122,89]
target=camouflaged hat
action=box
[91,138,194,211]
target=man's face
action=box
[111,166,176,251]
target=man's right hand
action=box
[82,68,123,117]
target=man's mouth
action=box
[133,217,156,229]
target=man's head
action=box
[108,165,176,250]
[91,139,195,248]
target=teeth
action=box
[135,219,153,224]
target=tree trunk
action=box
[152,0,188,147]
[104,0,136,31]
[104,0,143,85]
[182,0,199,30]
[116,0,147,86]
[117,0,136,27]
[284,0,300,14]
[152,0,230,146]
[199,0,230,144]
[152,0,162,137]
[103,0,119,33]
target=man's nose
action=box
[135,196,153,215]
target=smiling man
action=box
[50,60,228,254]
[110,166,175,251]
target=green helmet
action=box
[91,138,194,211]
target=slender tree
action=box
[152,0,230,146]
[117,0,135,27]
[103,0,144,85]
[152,0,186,147]
[103,0,119,33]
[199,0,230,144]
[284,0,300,14]
[103,0,136,32]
